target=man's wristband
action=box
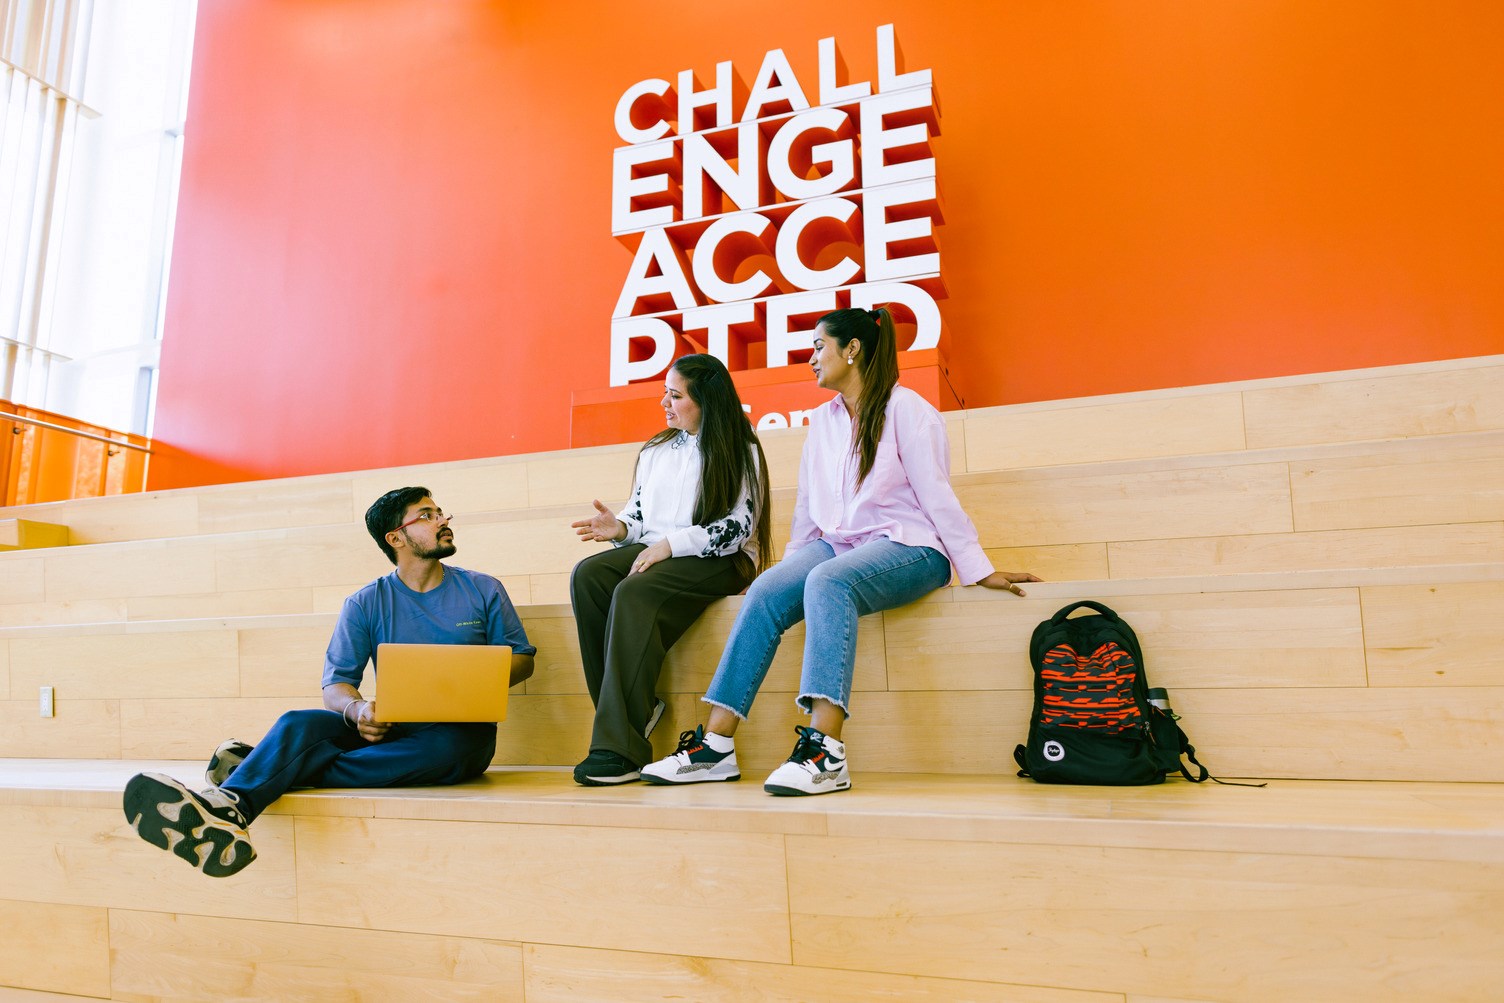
[343,699,363,728]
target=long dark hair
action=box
[642,354,772,572]
[818,305,898,485]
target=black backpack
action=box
[1013,600,1217,786]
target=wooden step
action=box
[2,429,1498,627]
[1,355,1498,549]
[1,759,1500,1001]
[3,564,1498,782]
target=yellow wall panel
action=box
[293,815,791,962]
[0,898,110,997]
[108,910,524,1002]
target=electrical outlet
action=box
[39,686,54,718]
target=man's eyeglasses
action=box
[393,508,452,533]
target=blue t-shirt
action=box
[321,565,536,689]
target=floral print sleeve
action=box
[666,447,758,559]
[613,477,647,547]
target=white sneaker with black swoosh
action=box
[763,725,851,796]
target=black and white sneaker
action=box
[763,726,851,796]
[205,739,254,787]
[573,751,642,787]
[643,697,667,740]
[123,772,256,877]
[641,726,740,784]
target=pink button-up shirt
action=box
[787,385,995,585]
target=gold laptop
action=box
[374,643,512,723]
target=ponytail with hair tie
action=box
[817,305,900,485]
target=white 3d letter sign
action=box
[608,23,944,386]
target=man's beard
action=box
[403,530,456,560]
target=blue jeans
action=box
[703,538,951,720]
[220,709,496,822]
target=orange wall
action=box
[151,0,1504,489]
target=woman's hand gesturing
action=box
[571,499,626,542]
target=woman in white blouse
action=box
[642,307,1039,796]
[568,354,771,786]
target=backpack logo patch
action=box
[1043,740,1065,762]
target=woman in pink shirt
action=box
[642,307,1039,795]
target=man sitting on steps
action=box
[122,485,536,878]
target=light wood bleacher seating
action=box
[0,355,1501,1000]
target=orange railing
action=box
[1,402,149,505]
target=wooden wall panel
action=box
[212,530,381,593]
[0,805,296,920]
[1171,686,1504,782]
[16,492,201,546]
[126,587,318,621]
[964,392,1246,472]
[983,543,1111,583]
[43,540,217,601]
[967,463,1294,548]
[1242,365,1504,448]
[108,910,525,1002]
[351,461,532,518]
[8,631,239,699]
[119,697,319,760]
[0,557,44,606]
[523,447,635,509]
[0,597,127,627]
[0,699,119,758]
[196,481,356,535]
[293,816,790,962]
[1362,581,1504,687]
[884,589,1366,692]
[238,624,336,698]
[522,942,1112,1003]
[1291,438,1504,532]
[0,898,110,998]
[786,835,1504,1002]
[1109,523,1504,578]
